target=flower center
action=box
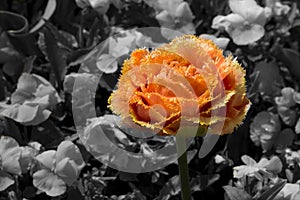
[243,21,251,30]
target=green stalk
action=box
[176,136,191,200]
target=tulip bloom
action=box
[109,35,250,136]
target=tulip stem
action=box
[176,136,191,200]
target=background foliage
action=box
[1,0,300,199]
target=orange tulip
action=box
[108,35,250,135]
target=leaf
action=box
[22,186,37,199]
[43,23,67,91]
[31,120,64,147]
[58,30,79,49]
[0,11,42,56]
[273,48,300,81]
[0,11,28,34]
[223,186,252,200]
[118,172,138,182]
[158,175,181,200]
[190,174,220,192]
[30,0,57,33]
[2,57,23,78]
[2,118,23,145]
[67,187,84,200]
[75,0,90,8]
[257,180,286,200]
[0,71,4,101]
[23,56,36,74]
[0,42,20,64]
[251,61,282,97]
[275,128,294,152]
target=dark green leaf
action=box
[43,23,67,91]
[190,174,220,192]
[0,11,42,56]
[22,186,37,199]
[257,181,286,200]
[223,186,252,200]
[23,56,36,74]
[30,0,57,33]
[251,61,282,98]
[0,10,28,34]
[158,175,181,200]
[2,57,23,78]
[31,120,64,148]
[67,187,84,200]
[275,128,294,152]
[119,172,138,182]
[2,118,24,145]
[275,48,300,81]
[0,71,5,101]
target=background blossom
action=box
[0,136,21,191]
[212,0,270,45]
[250,111,281,151]
[33,141,85,196]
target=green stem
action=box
[176,137,191,200]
